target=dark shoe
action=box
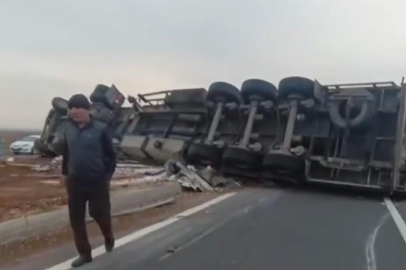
[105,236,115,253]
[71,255,92,268]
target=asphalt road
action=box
[9,188,406,270]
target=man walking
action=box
[61,94,116,268]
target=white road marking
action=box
[365,213,389,270]
[384,197,406,243]
[43,192,236,270]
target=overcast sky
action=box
[1,0,406,129]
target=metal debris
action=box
[164,160,214,192]
[31,156,62,172]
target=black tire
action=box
[329,99,375,129]
[51,97,68,113]
[91,84,110,97]
[222,146,263,170]
[263,152,305,174]
[186,143,222,167]
[207,82,241,104]
[278,77,315,99]
[241,79,278,103]
[90,84,114,109]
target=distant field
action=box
[0,129,41,156]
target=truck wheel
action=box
[262,151,305,174]
[187,143,222,167]
[222,146,262,170]
[241,79,278,103]
[207,82,241,104]
[278,77,315,99]
[90,84,115,109]
[51,97,68,113]
[329,98,375,129]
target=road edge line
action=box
[384,197,406,243]
[44,192,236,270]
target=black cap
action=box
[68,94,90,110]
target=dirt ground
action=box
[0,159,66,222]
[0,156,150,222]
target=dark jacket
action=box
[61,118,116,183]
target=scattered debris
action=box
[32,156,62,172]
[164,160,214,192]
[6,163,34,168]
[195,166,231,187]
[26,151,238,192]
[116,163,154,168]
[39,180,62,186]
[30,157,162,181]
[17,174,60,179]
[143,169,166,176]
[110,174,168,187]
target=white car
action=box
[10,135,41,155]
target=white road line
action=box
[384,197,406,243]
[365,213,389,270]
[44,192,236,270]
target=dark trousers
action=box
[66,179,113,257]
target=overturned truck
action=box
[36,78,406,192]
